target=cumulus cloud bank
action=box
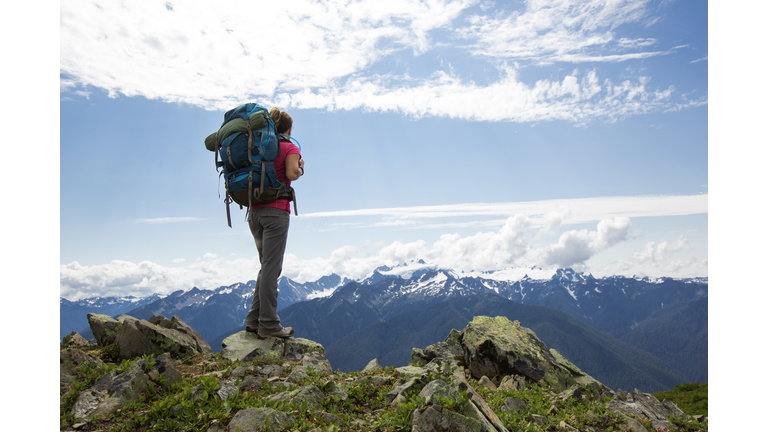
[60,0,706,123]
[61,214,687,300]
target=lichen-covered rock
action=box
[220,331,285,362]
[412,340,465,375]
[71,359,149,421]
[226,407,295,432]
[418,379,460,405]
[302,351,333,374]
[608,388,688,431]
[284,337,326,361]
[87,313,122,346]
[167,315,212,354]
[385,376,424,403]
[362,358,382,372]
[60,348,104,387]
[147,352,181,389]
[62,331,90,347]
[459,316,605,393]
[266,384,326,410]
[456,380,510,432]
[116,315,207,359]
[411,404,488,432]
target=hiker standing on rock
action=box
[244,107,304,339]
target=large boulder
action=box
[87,313,122,346]
[457,316,604,392]
[115,315,211,360]
[221,331,331,373]
[71,359,149,421]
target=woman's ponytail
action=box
[269,107,293,135]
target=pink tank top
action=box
[249,140,301,212]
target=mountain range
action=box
[60,261,707,392]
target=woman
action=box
[244,107,304,339]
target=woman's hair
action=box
[269,107,293,135]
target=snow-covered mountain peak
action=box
[462,266,557,282]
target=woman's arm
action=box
[285,153,304,181]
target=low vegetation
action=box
[61,344,708,432]
[653,383,708,417]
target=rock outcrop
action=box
[220,330,332,372]
[116,314,212,359]
[609,388,689,431]
[60,313,703,432]
[458,316,604,392]
[85,313,212,360]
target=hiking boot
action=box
[245,326,258,333]
[257,327,294,339]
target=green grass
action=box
[60,344,709,432]
[653,383,708,417]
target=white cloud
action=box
[59,0,705,123]
[302,194,708,229]
[134,217,204,224]
[634,235,690,264]
[61,215,653,299]
[60,255,261,300]
[539,217,632,267]
[456,0,653,62]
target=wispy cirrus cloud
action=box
[301,194,708,230]
[60,0,705,123]
[133,217,204,224]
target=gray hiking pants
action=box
[245,207,290,334]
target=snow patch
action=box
[306,287,338,300]
[463,266,557,282]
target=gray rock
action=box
[258,364,284,378]
[60,348,105,388]
[227,407,295,432]
[62,331,90,347]
[498,375,523,391]
[239,376,262,390]
[166,315,212,354]
[362,358,382,372]
[302,351,333,374]
[501,397,527,413]
[456,380,510,432]
[527,414,548,424]
[221,331,286,362]
[319,411,342,426]
[477,375,497,390]
[87,313,122,346]
[459,316,605,393]
[461,399,499,432]
[321,380,348,401]
[608,388,688,431]
[115,315,210,360]
[267,384,326,410]
[147,352,181,389]
[217,381,238,401]
[286,365,309,383]
[559,384,583,402]
[412,341,464,373]
[411,404,488,432]
[71,359,149,421]
[385,376,424,403]
[418,379,460,405]
[283,337,327,362]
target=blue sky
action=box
[53,0,714,301]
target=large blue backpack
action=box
[204,103,297,227]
